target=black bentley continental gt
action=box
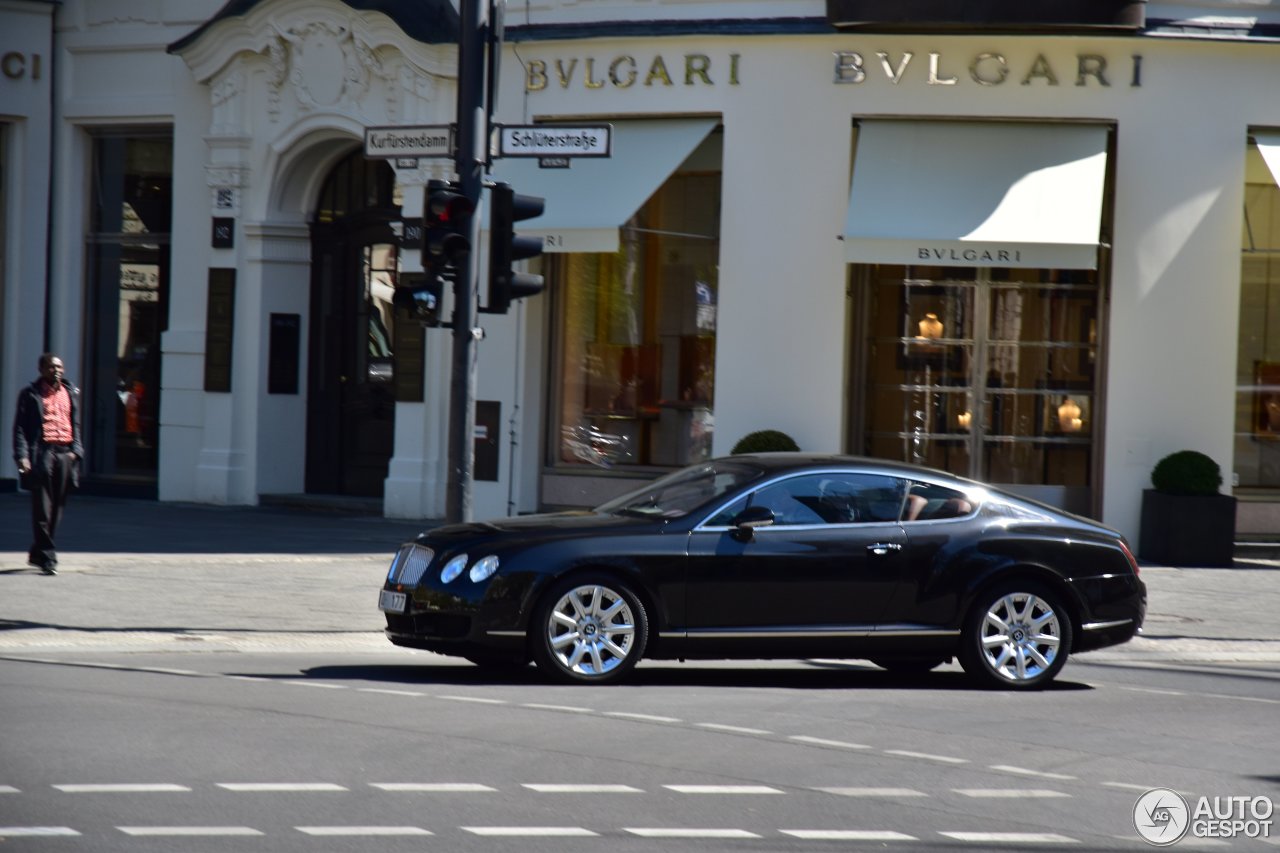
[379,454,1146,689]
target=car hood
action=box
[417,510,664,548]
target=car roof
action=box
[722,453,978,486]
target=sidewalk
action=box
[1,493,1278,662]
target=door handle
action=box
[867,542,902,556]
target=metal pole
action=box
[446,0,487,523]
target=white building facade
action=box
[4,0,1280,549]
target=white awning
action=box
[1252,131,1280,187]
[486,118,718,253]
[843,121,1109,270]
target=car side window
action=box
[903,481,975,521]
[709,473,907,527]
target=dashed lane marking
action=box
[604,711,682,723]
[663,785,784,794]
[296,826,433,836]
[284,680,346,689]
[523,784,643,793]
[954,789,1070,798]
[461,826,599,837]
[357,688,426,697]
[521,702,593,713]
[54,784,190,793]
[1103,781,1160,792]
[697,723,773,735]
[816,787,927,797]
[0,827,80,837]
[625,828,762,838]
[940,831,1079,844]
[789,735,871,750]
[884,749,968,764]
[782,830,917,841]
[216,783,347,792]
[989,765,1077,781]
[439,694,505,705]
[117,826,264,836]
[371,783,497,792]
[0,786,20,793]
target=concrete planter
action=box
[1138,490,1237,568]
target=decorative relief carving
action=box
[261,17,397,121]
[210,69,247,137]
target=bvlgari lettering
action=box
[526,53,741,91]
[918,247,1023,263]
[835,50,1136,87]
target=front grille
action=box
[387,544,434,585]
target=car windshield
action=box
[595,460,765,519]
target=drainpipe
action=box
[41,0,61,351]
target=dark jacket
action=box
[13,378,84,468]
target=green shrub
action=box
[731,430,800,454]
[1151,450,1222,496]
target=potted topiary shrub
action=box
[731,430,800,454]
[1138,450,1237,567]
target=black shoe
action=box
[41,564,57,575]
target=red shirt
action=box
[40,381,74,444]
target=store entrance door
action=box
[304,153,402,497]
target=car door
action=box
[681,471,910,656]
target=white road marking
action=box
[782,830,917,841]
[697,723,772,735]
[371,783,497,792]
[625,828,761,838]
[664,784,784,794]
[790,735,871,750]
[296,826,433,836]
[1120,686,1185,697]
[817,787,927,797]
[54,784,190,793]
[604,711,682,723]
[989,765,1077,781]
[284,680,345,689]
[1103,781,1160,792]
[0,786,20,793]
[954,789,1070,798]
[227,675,269,682]
[216,782,347,792]
[358,688,426,697]
[137,667,203,676]
[885,749,968,764]
[462,826,598,837]
[0,828,80,837]
[521,702,593,713]
[941,831,1078,843]
[118,826,263,836]
[1201,692,1280,705]
[523,784,643,793]
[439,695,506,705]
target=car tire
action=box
[870,657,947,674]
[531,575,649,685]
[959,581,1073,690]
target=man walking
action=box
[12,353,83,574]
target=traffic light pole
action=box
[446,0,488,524]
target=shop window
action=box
[853,265,1098,492]
[0,125,6,346]
[1235,139,1280,488]
[85,132,172,487]
[552,157,721,471]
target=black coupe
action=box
[379,454,1146,688]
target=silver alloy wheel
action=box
[979,591,1063,682]
[545,584,638,677]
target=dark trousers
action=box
[29,446,75,566]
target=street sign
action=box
[364,125,453,160]
[498,124,612,158]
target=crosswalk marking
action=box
[941,831,1079,844]
[216,782,347,792]
[118,826,264,836]
[664,784,784,794]
[462,826,598,837]
[954,789,1070,798]
[0,827,80,837]
[523,784,643,793]
[54,783,190,793]
[296,826,433,836]
[782,830,917,841]
[371,782,496,792]
[817,787,927,797]
[625,828,761,838]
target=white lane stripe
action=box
[1120,686,1185,697]
[462,826,598,837]
[136,667,203,676]
[790,735,871,750]
[1103,782,1161,792]
[0,786,20,793]
[604,711,682,723]
[1202,692,1280,705]
[817,787,927,797]
[941,832,1078,844]
[439,695,506,705]
[296,826,433,836]
[118,826,263,836]
[227,675,268,682]
[664,784,783,794]
[521,702,592,713]
[523,784,643,793]
[217,782,347,792]
[358,688,426,697]
[626,828,761,838]
[885,749,968,764]
[696,723,772,735]
[0,827,80,837]
[372,783,497,792]
[782,830,917,841]
[954,789,1070,798]
[284,680,346,689]
[989,765,1077,781]
[54,784,190,793]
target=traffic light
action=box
[423,179,473,277]
[485,182,545,315]
[393,271,443,326]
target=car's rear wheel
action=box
[959,582,1073,690]
[531,575,648,685]
[870,657,947,673]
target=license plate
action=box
[379,590,407,613]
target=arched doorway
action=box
[306,151,403,496]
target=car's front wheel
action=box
[959,582,1073,690]
[531,575,649,685]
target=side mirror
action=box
[729,505,775,542]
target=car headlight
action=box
[440,553,468,583]
[469,555,500,583]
